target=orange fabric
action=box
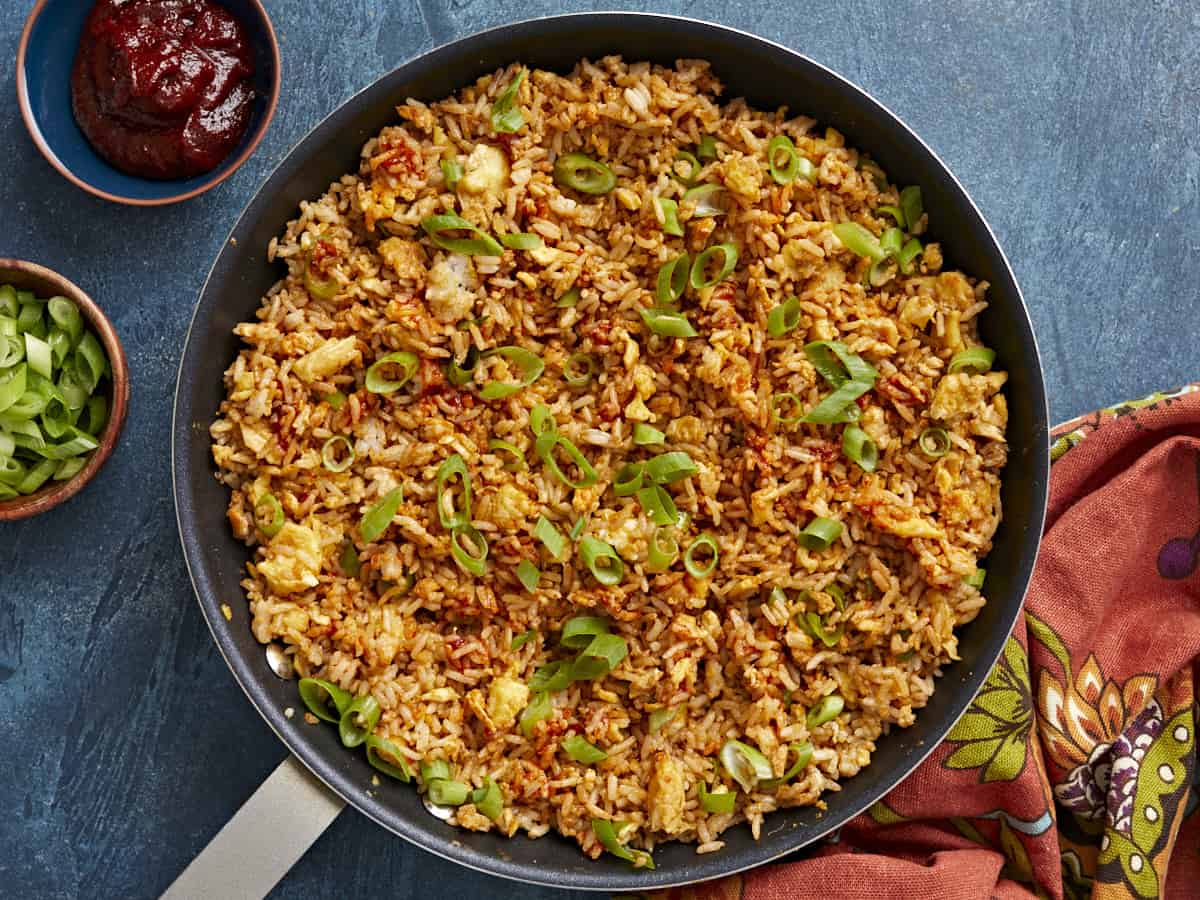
[654,387,1200,900]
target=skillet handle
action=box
[160,755,346,900]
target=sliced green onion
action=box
[321,436,355,473]
[481,346,545,399]
[446,346,479,386]
[633,423,665,445]
[672,150,701,186]
[441,158,462,189]
[842,426,878,472]
[428,779,470,806]
[519,691,553,736]
[435,453,472,529]
[0,364,27,414]
[304,246,339,300]
[17,302,44,336]
[53,457,86,482]
[898,238,923,274]
[491,68,526,133]
[947,347,996,375]
[360,487,403,543]
[500,232,544,251]
[636,485,679,527]
[511,629,538,650]
[298,678,352,723]
[868,258,896,288]
[325,390,347,410]
[571,632,629,680]
[655,253,691,306]
[0,334,22,369]
[340,542,361,577]
[533,515,568,560]
[918,427,951,458]
[720,740,774,793]
[880,227,904,257]
[801,610,843,648]
[877,204,906,229]
[689,243,738,290]
[562,616,610,649]
[656,198,684,237]
[646,526,679,572]
[553,152,617,195]
[644,451,698,485]
[0,285,18,317]
[516,560,541,592]
[831,222,888,263]
[579,536,624,586]
[366,735,413,782]
[772,393,803,426]
[699,782,737,814]
[450,524,488,576]
[488,438,526,471]
[648,707,677,733]
[470,777,503,820]
[592,819,654,869]
[365,351,419,394]
[555,287,581,308]
[697,135,717,160]
[683,533,719,578]
[254,493,284,538]
[806,694,845,729]
[795,157,817,184]
[16,458,56,493]
[529,403,556,436]
[562,735,608,764]
[798,517,843,551]
[421,213,503,256]
[612,461,645,497]
[528,661,572,693]
[24,334,52,379]
[569,516,588,540]
[563,352,598,387]
[421,760,452,783]
[682,183,726,217]
[767,297,802,338]
[640,307,697,338]
[762,741,814,789]
[767,135,801,184]
[338,694,381,748]
[900,185,924,232]
[965,567,987,589]
[535,431,598,488]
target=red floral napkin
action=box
[661,387,1200,900]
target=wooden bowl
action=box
[0,260,129,520]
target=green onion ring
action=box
[435,453,472,529]
[420,213,503,256]
[640,307,697,338]
[965,567,987,589]
[553,152,617,195]
[648,706,677,732]
[529,403,557,436]
[947,347,996,375]
[767,297,802,338]
[900,185,924,232]
[365,351,419,394]
[470,777,504,820]
[578,536,625,586]
[446,346,479,386]
[568,516,588,540]
[515,560,540,592]
[488,438,526,471]
[571,632,629,680]
[321,436,355,473]
[699,782,737,814]
[842,426,878,472]
[533,515,568,560]
[918,427,951,458]
[656,198,684,237]
[491,68,526,133]
[646,526,679,572]
[761,742,815,789]
[500,232,543,250]
[644,450,698,485]
[254,493,284,538]
[898,238,924,274]
[688,242,738,290]
[831,222,888,263]
[510,629,538,650]
[681,183,726,217]
[795,157,817,184]
[561,615,611,649]
[683,533,719,578]
[798,516,843,551]
[612,461,645,497]
[767,134,801,184]
[535,431,599,488]
[297,677,352,724]
[877,204,906,229]
[880,227,904,257]
[636,485,679,527]
[563,352,599,387]
[440,158,462,189]
[338,694,381,748]
[802,379,873,425]
[480,346,545,399]
[801,610,843,648]
[592,819,654,869]
[696,135,717,160]
[772,393,804,427]
[528,660,573,693]
[427,779,470,806]
[719,739,774,793]
[633,423,665,445]
[672,150,702,186]
[806,694,845,729]
[421,760,452,783]
[519,691,553,736]
[562,735,607,764]
[47,296,82,342]
[655,253,691,306]
[450,524,488,576]
[360,487,403,543]
[366,735,413,782]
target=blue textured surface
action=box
[1,2,1197,899]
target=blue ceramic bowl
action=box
[16,0,280,206]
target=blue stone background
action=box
[1,1,1196,898]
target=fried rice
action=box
[209,56,1008,863]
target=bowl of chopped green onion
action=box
[0,259,128,520]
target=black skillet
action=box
[172,13,1050,892]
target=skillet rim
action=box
[172,11,1050,891]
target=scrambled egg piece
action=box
[378,238,426,283]
[240,421,271,456]
[257,522,323,594]
[856,486,945,541]
[930,372,1008,423]
[293,336,359,383]
[647,751,687,834]
[459,144,509,197]
[719,154,763,203]
[477,483,535,530]
[486,676,529,730]
[666,415,705,444]
[426,254,477,323]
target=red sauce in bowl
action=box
[70,0,256,180]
